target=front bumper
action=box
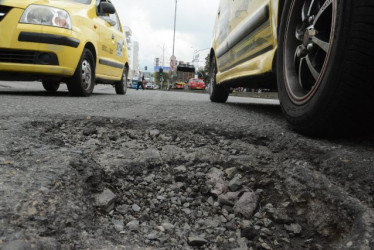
[0,7,83,78]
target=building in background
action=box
[132,41,139,78]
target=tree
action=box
[197,54,211,83]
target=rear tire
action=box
[277,0,374,136]
[42,80,60,93]
[67,49,95,97]
[209,56,229,103]
[115,68,128,95]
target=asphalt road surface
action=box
[0,81,373,249]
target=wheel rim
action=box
[283,0,336,104]
[81,59,92,91]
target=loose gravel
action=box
[0,116,373,249]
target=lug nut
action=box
[309,15,315,24]
[296,45,308,57]
[307,43,314,51]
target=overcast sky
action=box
[111,0,219,71]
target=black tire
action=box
[209,56,229,103]
[115,68,128,95]
[67,49,95,97]
[42,80,60,93]
[277,0,374,136]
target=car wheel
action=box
[209,56,229,103]
[277,0,374,136]
[42,80,60,93]
[115,68,128,95]
[67,49,95,97]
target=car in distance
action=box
[145,82,156,90]
[187,78,206,90]
[0,0,129,96]
[209,0,374,135]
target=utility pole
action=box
[172,0,177,57]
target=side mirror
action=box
[99,2,116,15]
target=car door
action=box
[217,0,274,72]
[108,10,126,78]
[214,0,233,72]
[95,0,120,77]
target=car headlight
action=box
[20,5,72,29]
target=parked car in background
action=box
[187,78,206,90]
[145,82,156,90]
[0,0,129,96]
[131,78,138,89]
[210,0,374,136]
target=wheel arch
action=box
[271,0,286,85]
[84,42,97,65]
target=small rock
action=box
[263,218,273,227]
[229,176,243,192]
[174,165,187,173]
[184,223,191,230]
[112,219,124,232]
[94,189,116,213]
[149,129,160,137]
[207,196,214,206]
[271,208,293,223]
[261,242,272,250]
[284,223,302,234]
[234,192,259,219]
[132,204,141,212]
[281,238,290,244]
[225,167,237,179]
[126,220,140,231]
[207,167,225,185]
[157,226,165,232]
[182,208,192,215]
[145,232,158,240]
[83,126,97,136]
[211,182,228,197]
[188,236,208,247]
[116,204,130,215]
[218,191,241,206]
[161,222,174,231]
[261,228,272,236]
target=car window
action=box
[109,13,121,32]
[53,0,92,4]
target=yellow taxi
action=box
[210,0,374,135]
[0,0,129,96]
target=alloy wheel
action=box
[283,0,336,104]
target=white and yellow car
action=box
[0,0,129,96]
[210,0,374,135]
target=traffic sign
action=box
[170,55,177,71]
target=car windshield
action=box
[52,0,92,4]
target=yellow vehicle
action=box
[0,0,129,96]
[210,0,374,135]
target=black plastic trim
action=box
[18,32,80,48]
[99,58,124,69]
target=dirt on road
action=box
[0,116,373,249]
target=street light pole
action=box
[172,0,177,57]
